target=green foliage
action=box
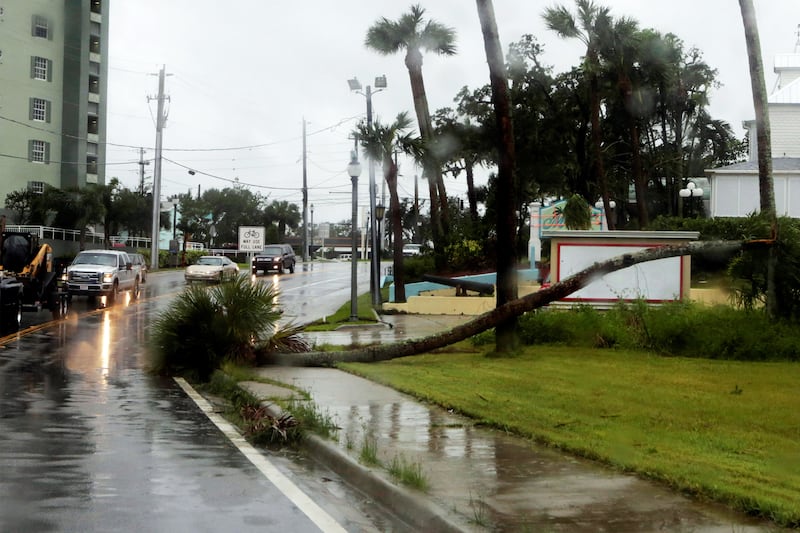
[516,302,800,361]
[444,239,486,272]
[359,432,380,466]
[388,455,429,491]
[303,291,378,331]
[280,398,338,440]
[648,214,800,320]
[727,216,800,320]
[148,276,283,381]
[517,305,624,348]
[561,194,592,230]
[402,254,436,282]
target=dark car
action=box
[251,244,296,275]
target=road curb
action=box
[239,382,470,533]
[301,431,468,533]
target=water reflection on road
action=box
[0,265,391,532]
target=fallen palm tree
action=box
[269,240,744,366]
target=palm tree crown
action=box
[365,4,457,267]
[365,5,456,64]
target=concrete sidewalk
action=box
[243,315,782,532]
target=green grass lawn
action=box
[339,345,800,526]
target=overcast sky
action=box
[106,1,800,224]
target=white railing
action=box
[5,225,105,244]
[4,225,204,250]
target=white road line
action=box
[174,377,347,533]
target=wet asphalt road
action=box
[0,261,401,533]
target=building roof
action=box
[769,76,800,104]
[707,157,800,173]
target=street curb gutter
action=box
[302,433,468,533]
[239,383,468,533]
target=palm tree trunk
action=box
[589,54,615,230]
[387,161,406,302]
[739,0,777,317]
[271,240,743,366]
[405,51,449,259]
[476,0,518,354]
[465,161,478,222]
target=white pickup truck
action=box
[64,249,140,305]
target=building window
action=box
[28,181,45,194]
[87,156,98,175]
[32,15,50,39]
[31,56,51,81]
[29,140,49,163]
[30,97,49,122]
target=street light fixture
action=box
[594,198,616,229]
[349,75,387,307]
[347,150,362,322]
[679,181,704,217]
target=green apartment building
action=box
[0,0,109,219]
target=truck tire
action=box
[0,301,22,333]
[48,290,67,320]
[107,281,118,306]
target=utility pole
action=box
[138,147,149,195]
[302,118,309,262]
[148,65,169,271]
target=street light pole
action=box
[349,75,387,307]
[347,150,362,321]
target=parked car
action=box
[185,255,239,284]
[251,244,296,275]
[64,249,140,305]
[129,252,147,282]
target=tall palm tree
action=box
[365,4,457,266]
[599,16,650,227]
[739,0,777,317]
[543,0,615,228]
[476,0,519,353]
[356,112,423,303]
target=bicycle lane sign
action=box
[238,226,265,252]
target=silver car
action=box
[185,255,239,284]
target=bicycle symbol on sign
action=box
[244,229,261,239]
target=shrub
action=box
[516,302,800,362]
[403,254,436,282]
[444,239,485,273]
[148,276,285,380]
